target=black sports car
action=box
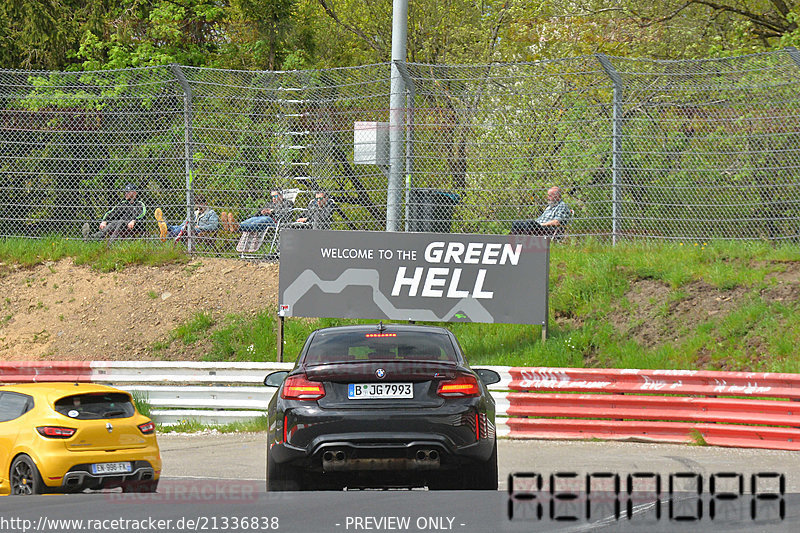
[264,323,500,491]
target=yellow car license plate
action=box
[91,462,132,475]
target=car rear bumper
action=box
[61,460,158,491]
[273,434,493,472]
[36,447,161,488]
[270,405,495,472]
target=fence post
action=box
[396,62,416,232]
[596,54,623,245]
[388,0,409,232]
[388,60,406,233]
[170,64,195,254]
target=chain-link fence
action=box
[2,50,800,257]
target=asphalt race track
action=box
[1,435,795,532]
[157,433,800,492]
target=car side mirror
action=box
[474,368,501,386]
[264,371,288,388]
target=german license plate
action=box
[91,462,132,475]
[348,383,413,399]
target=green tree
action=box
[0,0,110,69]
[72,0,229,69]
[233,0,297,70]
[65,0,309,71]
[310,0,532,64]
[571,0,800,57]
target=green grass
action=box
[152,311,216,351]
[174,312,215,344]
[204,311,278,361]
[157,418,205,433]
[689,429,708,446]
[0,236,187,271]
[157,416,269,434]
[130,391,152,419]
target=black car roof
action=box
[311,324,453,335]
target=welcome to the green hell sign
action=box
[280,230,549,325]
[320,240,522,299]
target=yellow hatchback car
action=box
[0,382,161,495]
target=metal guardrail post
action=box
[169,64,195,254]
[596,54,623,245]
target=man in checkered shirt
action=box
[510,186,570,236]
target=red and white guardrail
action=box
[1,362,799,450]
[490,367,800,451]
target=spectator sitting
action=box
[510,186,570,236]
[296,190,336,230]
[222,189,294,233]
[155,194,219,242]
[82,183,147,242]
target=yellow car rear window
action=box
[54,393,134,420]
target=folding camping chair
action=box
[236,188,300,259]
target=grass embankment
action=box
[0,236,186,271]
[176,240,800,373]
[2,237,799,372]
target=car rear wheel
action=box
[465,441,498,490]
[267,454,303,491]
[10,455,45,495]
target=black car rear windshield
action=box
[54,393,135,420]
[303,330,458,366]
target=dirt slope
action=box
[1,257,798,364]
[0,258,278,361]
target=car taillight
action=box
[281,374,325,400]
[138,421,155,434]
[37,426,76,439]
[437,374,480,397]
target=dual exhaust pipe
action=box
[322,449,349,471]
[322,450,346,463]
[321,448,440,472]
[415,449,438,462]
